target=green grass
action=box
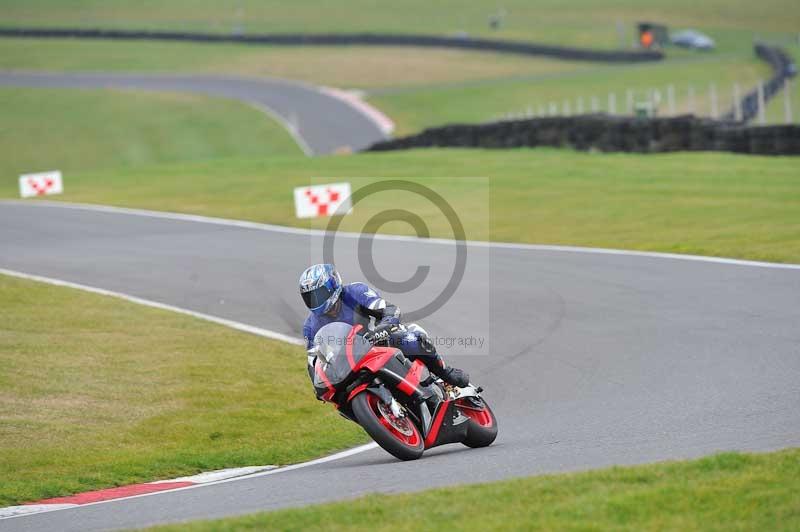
[0,86,300,180]
[0,38,589,89]
[0,0,800,134]
[370,53,792,134]
[1,36,794,133]
[2,0,798,48]
[2,0,796,132]
[2,149,798,264]
[148,448,800,531]
[0,274,367,506]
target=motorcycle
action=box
[311,321,498,460]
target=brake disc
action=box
[377,400,414,436]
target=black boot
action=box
[411,332,470,387]
[437,366,470,388]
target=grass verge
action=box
[148,448,800,531]
[2,1,797,136]
[0,38,587,89]
[2,149,798,264]
[0,86,300,180]
[0,274,366,507]
[1,0,797,47]
[2,35,793,132]
[2,36,795,130]
[370,53,788,134]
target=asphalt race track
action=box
[0,72,388,155]
[1,201,799,531]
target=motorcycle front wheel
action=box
[351,392,424,461]
[457,397,498,448]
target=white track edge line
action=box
[0,444,379,521]
[245,100,314,157]
[3,199,799,270]
[148,465,277,484]
[0,504,79,520]
[0,267,304,345]
[0,268,379,520]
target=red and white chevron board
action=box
[19,170,63,198]
[293,182,352,218]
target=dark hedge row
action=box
[0,27,663,63]
[366,115,800,155]
[722,44,797,123]
[368,44,797,155]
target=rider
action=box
[299,263,470,388]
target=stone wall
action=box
[367,115,800,155]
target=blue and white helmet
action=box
[299,264,342,315]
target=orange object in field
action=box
[640,30,654,48]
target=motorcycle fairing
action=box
[423,400,471,448]
[314,322,482,448]
[422,385,485,448]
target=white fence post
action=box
[626,89,634,114]
[784,79,793,124]
[563,100,571,116]
[549,102,558,116]
[757,80,766,124]
[576,96,584,114]
[591,96,599,112]
[608,92,617,115]
[733,82,742,121]
[687,85,695,115]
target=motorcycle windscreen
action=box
[312,321,372,388]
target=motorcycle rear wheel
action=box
[351,392,424,461]
[457,397,498,448]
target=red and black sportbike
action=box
[311,321,497,460]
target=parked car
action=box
[671,29,715,50]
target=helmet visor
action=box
[302,284,334,310]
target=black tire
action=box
[458,398,498,448]
[351,392,424,461]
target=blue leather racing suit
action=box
[302,282,445,380]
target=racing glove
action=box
[363,323,395,345]
[438,366,470,388]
